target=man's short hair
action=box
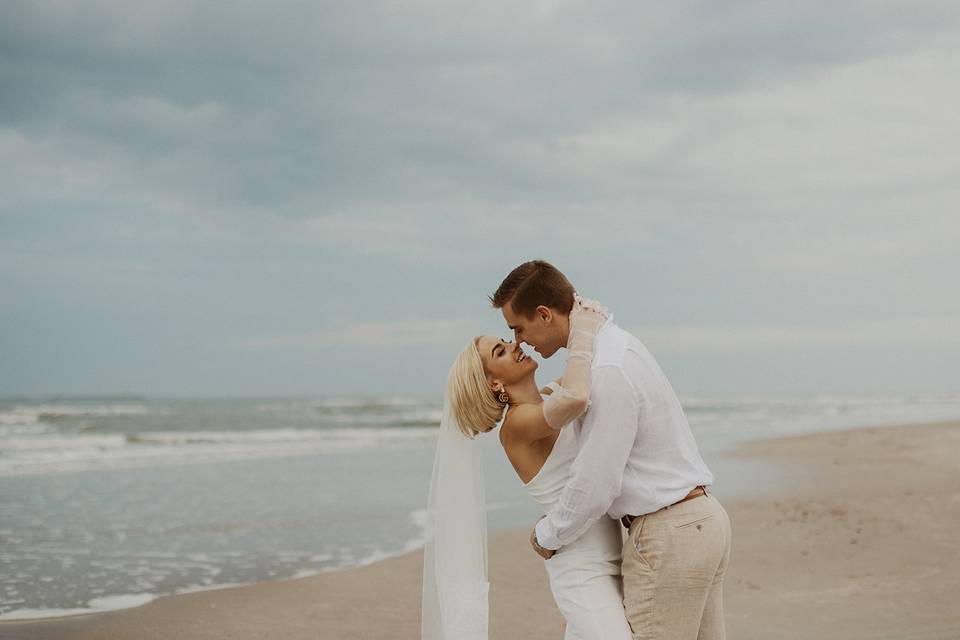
[489,260,575,318]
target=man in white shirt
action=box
[491,260,733,640]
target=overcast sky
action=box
[2,1,959,398]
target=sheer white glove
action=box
[541,294,609,429]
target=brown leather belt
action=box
[620,485,708,529]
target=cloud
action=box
[234,319,479,349]
[634,314,960,353]
[2,1,959,395]
[4,0,960,219]
[109,96,226,132]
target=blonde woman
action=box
[422,293,633,640]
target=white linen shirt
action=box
[534,317,715,551]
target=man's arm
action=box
[534,364,640,551]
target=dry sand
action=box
[2,420,959,639]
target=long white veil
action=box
[421,392,489,639]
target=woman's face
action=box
[476,335,538,390]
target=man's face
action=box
[502,301,564,359]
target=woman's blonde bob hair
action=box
[447,337,505,438]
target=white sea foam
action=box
[289,568,323,579]
[254,396,428,411]
[251,399,441,426]
[0,422,57,437]
[128,427,437,445]
[352,536,427,570]
[409,507,430,531]
[679,392,960,439]
[173,581,256,595]
[0,593,157,621]
[0,403,153,424]
[2,433,127,450]
[0,407,43,426]
[0,403,157,442]
[0,426,439,477]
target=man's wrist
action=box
[532,533,555,559]
[534,518,558,551]
[532,535,549,554]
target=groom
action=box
[491,260,732,640]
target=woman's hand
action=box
[567,294,608,348]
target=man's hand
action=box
[530,518,555,560]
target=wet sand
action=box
[2,420,959,639]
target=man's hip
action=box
[620,485,709,530]
[621,494,733,639]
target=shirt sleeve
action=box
[535,364,640,550]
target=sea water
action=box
[2,393,959,620]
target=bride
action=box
[421,296,633,640]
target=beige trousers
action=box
[622,493,732,640]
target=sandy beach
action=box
[3,420,959,640]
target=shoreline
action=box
[0,535,433,624]
[2,419,959,638]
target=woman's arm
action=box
[502,297,608,444]
[539,379,562,396]
[541,296,607,428]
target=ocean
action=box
[2,392,960,620]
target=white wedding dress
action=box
[522,416,634,640]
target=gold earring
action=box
[497,388,509,404]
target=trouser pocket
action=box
[674,513,714,529]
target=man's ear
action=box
[536,305,553,324]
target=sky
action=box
[1,1,959,398]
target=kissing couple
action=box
[421,260,733,640]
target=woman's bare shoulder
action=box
[500,403,549,444]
